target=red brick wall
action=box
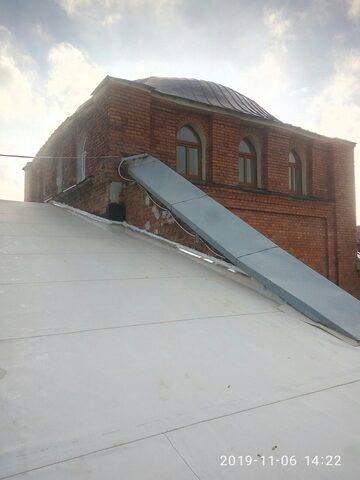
[119,182,214,256]
[312,143,330,199]
[109,83,151,156]
[200,184,334,279]
[330,141,359,297]
[24,79,360,298]
[25,88,116,216]
[211,114,240,185]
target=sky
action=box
[0,0,360,219]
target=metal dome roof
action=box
[136,76,278,121]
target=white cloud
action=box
[264,8,291,42]
[303,50,360,218]
[31,23,52,44]
[59,0,123,25]
[237,51,290,115]
[305,51,360,139]
[297,0,335,26]
[0,27,104,201]
[233,10,293,117]
[347,0,360,20]
[46,42,104,115]
[0,27,43,124]
[0,26,45,200]
[58,0,179,25]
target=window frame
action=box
[239,137,257,188]
[76,134,87,184]
[176,126,202,180]
[288,150,303,195]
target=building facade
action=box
[24,76,360,298]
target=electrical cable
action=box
[117,156,224,257]
[117,157,136,183]
[2,149,224,258]
[118,155,198,239]
[0,153,122,160]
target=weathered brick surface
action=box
[330,141,359,297]
[25,78,360,298]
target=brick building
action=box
[23,76,360,298]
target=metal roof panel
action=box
[136,77,278,121]
[126,155,360,342]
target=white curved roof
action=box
[0,200,359,479]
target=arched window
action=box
[239,137,257,187]
[288,150,302,194]
[76,134,87,183]
[176,126,201,179]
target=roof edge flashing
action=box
[49,201,285,305]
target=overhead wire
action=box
[2,150,224,259]
[0,153,122,160]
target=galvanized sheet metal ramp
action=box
[125,154,360,342]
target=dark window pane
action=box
[246,157,254,184]
[295,168,302,192]
[289,166,293,190]
[188,148,199,176]
[240,138,256,156]
[239,157,245,183]
[176,146,186,174]
[177,126,199,143]
[239,139,251,154]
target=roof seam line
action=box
[171,193,208,206]
[160,377,360,436]
[236,246,279,260]
[0,251,167,256]
[0,274,210,287]
[0,311,280,342]
[4,378,359,480]
[164,433,202,480]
